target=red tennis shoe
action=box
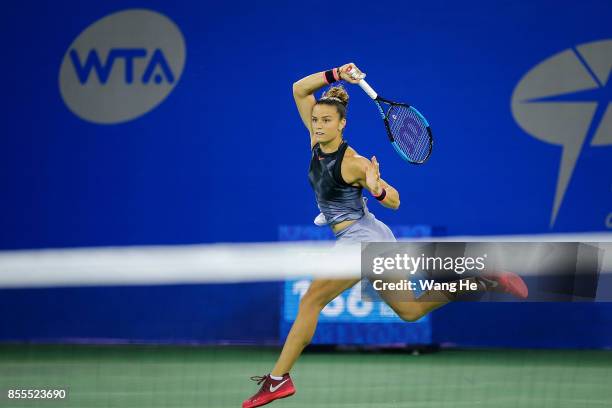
[480,272,529,299]
[242,373,296,408]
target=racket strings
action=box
[387,105,431,162]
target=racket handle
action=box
[347,67,378,99]
[357,80,378,100]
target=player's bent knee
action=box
[396,307,424,322]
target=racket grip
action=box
[347,67,378,99]
[358,80,378,100]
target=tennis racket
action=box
[348,68,433,164]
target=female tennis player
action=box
[243,63,527,408]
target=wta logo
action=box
[59,9,186,124]
[511,39,612,227]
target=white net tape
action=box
[0,233,610,288]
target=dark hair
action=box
[315,85,349,119]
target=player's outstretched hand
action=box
[365,156,383,196]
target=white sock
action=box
[270,374,283,381]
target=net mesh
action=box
[387,105,431,163]
[2,345,611,408]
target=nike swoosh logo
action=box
[270,379,289,392]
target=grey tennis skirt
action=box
[334,212,396,243]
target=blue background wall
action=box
[1,0,611,347]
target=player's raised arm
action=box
[292,64,363,146]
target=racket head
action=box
[376,99,433,164]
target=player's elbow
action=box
[391,193,400,210]
[293,81,306,97]
[383,199,400,210]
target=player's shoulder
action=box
[344,146,368,163]
[342,146,369,173]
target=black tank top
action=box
[308,141,365,225]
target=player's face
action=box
[312,104,345,143]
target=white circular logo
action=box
[59,9,186,124]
